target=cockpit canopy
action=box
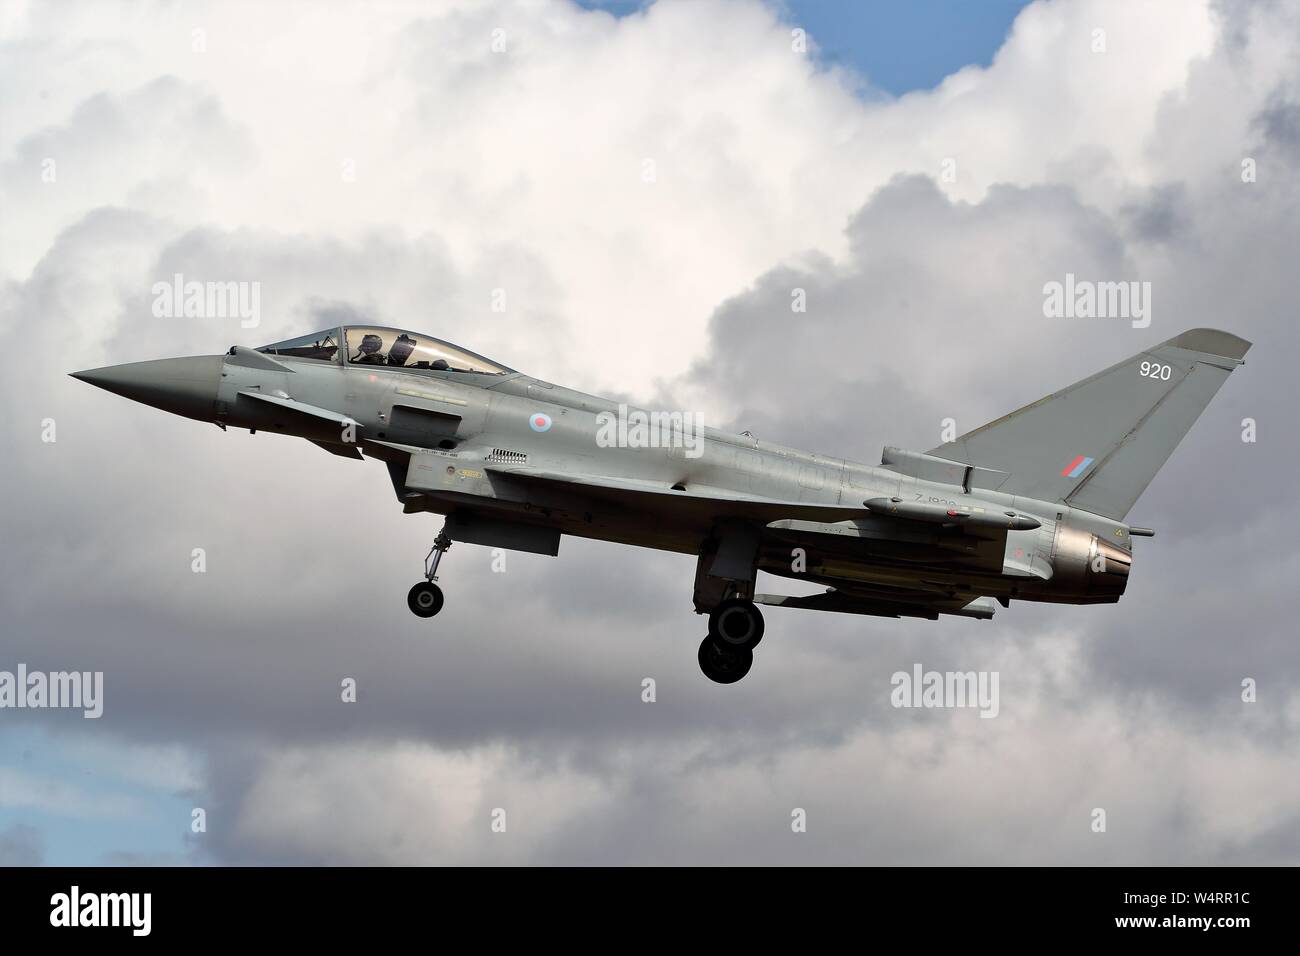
[257,326,513,375]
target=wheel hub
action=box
[718,607,754,643]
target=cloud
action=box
[1,0,1297,864]
[203,639,1300,865]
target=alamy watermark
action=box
[0,664,103,718]
[50,886,150,936]
[151,272,261,328]
[595,403,705,459]
[890,663,999,718]
[1043,273,1151,329]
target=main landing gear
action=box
[697,598,764,684]
[407,530,451,618]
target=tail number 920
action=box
[1140,361,1172,380]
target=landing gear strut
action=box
[407,530,451,618]
[692,523,765,683]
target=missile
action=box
[864,497,1042,531]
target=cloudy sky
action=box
[1,0,1297,865]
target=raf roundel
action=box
[529,411,553,433]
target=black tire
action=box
[707,598,765,649]
[407,581,444,618]
[697,636,754,684]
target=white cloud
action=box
[227,740,611,865]
[216,645,1300,864]
[5,0,1259,393]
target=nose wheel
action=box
[408,530,451,618]
[407,581,444,617]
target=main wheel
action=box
[707,598,765,649]
[407,581,444,618]
[698,636,754,684]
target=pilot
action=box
[350,332,387,365]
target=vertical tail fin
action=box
[930,328,1250,519]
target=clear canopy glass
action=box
[343,327,512,374]
[256,329,342,363]
[257,327,513,375]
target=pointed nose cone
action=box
[71,355,224,421]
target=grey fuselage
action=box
[210,343,1132,613]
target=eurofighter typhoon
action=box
[71,326,1249,683]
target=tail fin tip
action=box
[1166,328,1251,361]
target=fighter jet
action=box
[71,325,1249,683]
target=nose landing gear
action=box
[407,530,451,618]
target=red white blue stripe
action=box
[1061,455,1094,479]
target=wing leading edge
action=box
[482,463,871,524]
